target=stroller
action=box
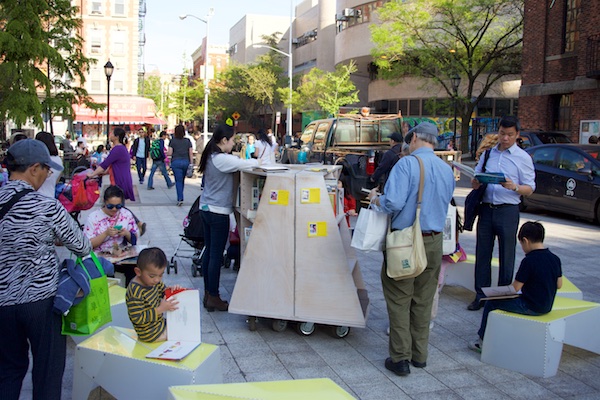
[168,196,206,276]
[56,167,100,226]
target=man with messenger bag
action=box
[369,122,454,376]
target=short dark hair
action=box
[103,185,125,203]
[518,221,544,243]
[137,247,168,271]
[498,116,521,132]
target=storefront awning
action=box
[73,95,166,125]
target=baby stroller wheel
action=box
[191,264,199,277]
[168,260,177,274]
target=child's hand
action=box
[347,209,357,217]
[169,284,183,292]
[157,297,179,313]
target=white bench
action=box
[168,378,355,400]
[481,297,600,378]
[73,326,222,400]
[443,254,582,299]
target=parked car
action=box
[518,130,572,149]
[523,144,600,222]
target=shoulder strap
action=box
[482,149,491,173]
[413,155,425,206]
[0,189,34,220]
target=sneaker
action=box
[386,326,390,336]
[177,201,183,207]
[167,183,174,189]
[468,338,482,353]
[147,187,155,190]
[429,320,435,330]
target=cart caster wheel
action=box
[329,326,350,339]
[295,322,315,336]
[271,319,288,332]
[191,264,198,277]
[192,255,203,266]
[247,316,258,331]
[172,260,178,274]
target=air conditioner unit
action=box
[292,38,299,44]
[343,8,355,17]
[335,13,348,22]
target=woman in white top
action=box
[35,131,63,198]
[199,124,259,311]
[253,128,276,165]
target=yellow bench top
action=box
[78,326,218,371]
[109,285,126,306]
[168,379,355,400]
[493,297,599,323]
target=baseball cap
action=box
[404,122,439,144]
[388,132,403,143]
[7,139,63,171]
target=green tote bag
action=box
[62,252,112,336]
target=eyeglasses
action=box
[41,164,53,175]
[105,203,124,210]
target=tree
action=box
[371,0,523,150]
[0,0,97,129]
[280,61,360,117]
[168,71,205,124]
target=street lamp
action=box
[104,60,114,148]
[253,44,293,139]
[180,9,214,147]
[451,73,461,149]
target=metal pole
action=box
[203,11,212,146]
[452,93,457,149]
[106,76,111,148]
[287,0,293,138]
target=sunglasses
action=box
[105,203,124,210]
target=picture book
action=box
[145,288,201,361]
[481,285,520,301]
[451,162,506,184]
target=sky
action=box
[144,0,297,74]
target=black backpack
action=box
[184,196,204,242]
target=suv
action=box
[518,130,572,149]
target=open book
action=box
[452,161,506,184]
[481,285,520,301]
[145,288,201,361]
[254,165,289,172]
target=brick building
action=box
[520,0,600,142]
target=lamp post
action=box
[180,9,214,147]
[104,60,114,148]
[253,44,293,138]
[451,73,461,149]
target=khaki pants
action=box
[382,233,442,364]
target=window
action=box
[91,0,102,14]
[90,69,102,91]
[112,30,126,56]
[114,0,125,15]
[90,30,102,54]
[334,119,357,144]
[399,100,408,116]
[313,123,330,151]
[564,0,580,53]
[555,94,572,131]
[113,79,124,92]
[301,123,316,145]
[495,99,511,117]
[531,147,557,167]
[558,149,588,172]
[409,99,421,116]
[477,98,493,117]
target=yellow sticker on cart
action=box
[268,190,289,205]
[307,221,327,237]
[300,188,320,204]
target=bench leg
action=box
[72,354,98,400]
[563,307,600,354]
[481,312,565,378]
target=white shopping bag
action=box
[443,205,457,255]
[351,206,388,252]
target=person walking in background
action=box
[131,128,150,185]
[0,139,92,400]
[34,131,63,198]
[468,116,535,311]
[168,125,193,206]
[245,134,256,160]
[369,132,405,190]
[254,129,276,165]
[368,122,455,376]
[199,124,259,312]
[147,131,174,190]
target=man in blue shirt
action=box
[369,122,455,376]
[468,116,536,311]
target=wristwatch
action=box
[513,184,519,192]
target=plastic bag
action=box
[350,205,388,252]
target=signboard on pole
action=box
[276,111,281,125]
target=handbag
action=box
[385,156,428,281]
[442,205,457,255]
[62,252,112,336]
[463,149,491,231]
[350,204,388,252]
[186,163,195,178]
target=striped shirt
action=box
[126,280,166,342]
[0,180,92,306]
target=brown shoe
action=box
[206,295,229,312]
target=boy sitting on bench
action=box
[126,247,181,342]
[469,221,563,352]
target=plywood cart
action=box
[229,165,369,337]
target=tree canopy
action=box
[371,0,523,149]
[0,0,97,128]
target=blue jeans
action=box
[201,210,229,297]
[474,204,520,299]
[170,158,189,202]
[135,157,147,182]
[0,297,66,400]
[147,160,173,188]
[477,297,542,339]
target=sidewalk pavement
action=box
[20,169,600,399]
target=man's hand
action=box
[471,178,481,190]
[367,188,380,201]
[500,176,516,191]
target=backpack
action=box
[150,139,163,161]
